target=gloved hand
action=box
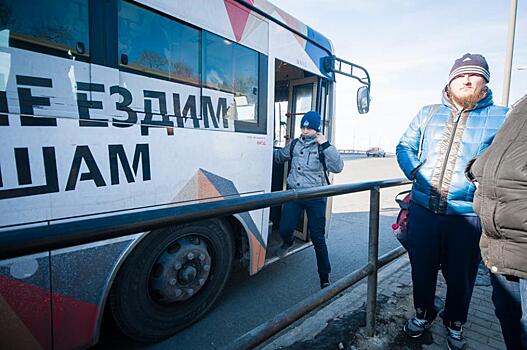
[315,132,327,145]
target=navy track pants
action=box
[407,202,481,326]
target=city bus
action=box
[0,0,370,348]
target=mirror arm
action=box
[324,56,371,90]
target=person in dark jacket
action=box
[466,95,527,350]
[274,111,343,289]
[397,53,508,350]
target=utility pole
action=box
[502,0,518,106]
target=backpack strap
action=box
[289,138,299,160]
[318,145,331,185]
[417,104,440,160]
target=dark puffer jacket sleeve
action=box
[470,95,527,279]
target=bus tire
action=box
[109,219,234,342]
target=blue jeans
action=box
[279,198,330,276]
[490,273,527,349]
[407,202,481,325]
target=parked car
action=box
[366,147,386,157]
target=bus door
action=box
[288,77,317,139]
[270,59,317,254]
[286,77,317,241]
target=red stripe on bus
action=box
[52,292,98,350]
[0,275,52,349]
[0,275,99,350]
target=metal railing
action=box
[0,178,409,260]
[0,177,411,348]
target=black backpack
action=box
[289,138,331,185]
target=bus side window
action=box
[1,0,89,60]
[202,32,259,126]
[116,1,264,133]
[117,0,200,86]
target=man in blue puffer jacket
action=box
[397,53,508,350]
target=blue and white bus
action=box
[0,0,370,348]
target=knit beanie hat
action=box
[300,111,321,132]
[448,53,490,84]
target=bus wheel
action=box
[109,219,234,342]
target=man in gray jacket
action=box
[466,95,527,349]
[274,111,343,288]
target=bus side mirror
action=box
[357,86,370,114]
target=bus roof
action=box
[247,0,334,55]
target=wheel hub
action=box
[150,235,212,303]
[178,264,198,285]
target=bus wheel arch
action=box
[231,213,267,275]
[108,219,234,342]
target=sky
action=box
[271,0,527,152]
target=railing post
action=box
[366,186,380,336]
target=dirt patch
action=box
[277,283,441,350]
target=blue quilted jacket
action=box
[397,89,507,215]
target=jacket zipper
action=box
[435,110,462,209]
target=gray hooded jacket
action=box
[274,136,343,189]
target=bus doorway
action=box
[268,59,318,260]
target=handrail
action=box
[0,178,410,260]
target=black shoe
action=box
[403,316,433,338]
[319,274,330,289]
[276,240,293,258]
[403,308,435,338]
[446,322,467,350]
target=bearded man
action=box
[396,53,508,350]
